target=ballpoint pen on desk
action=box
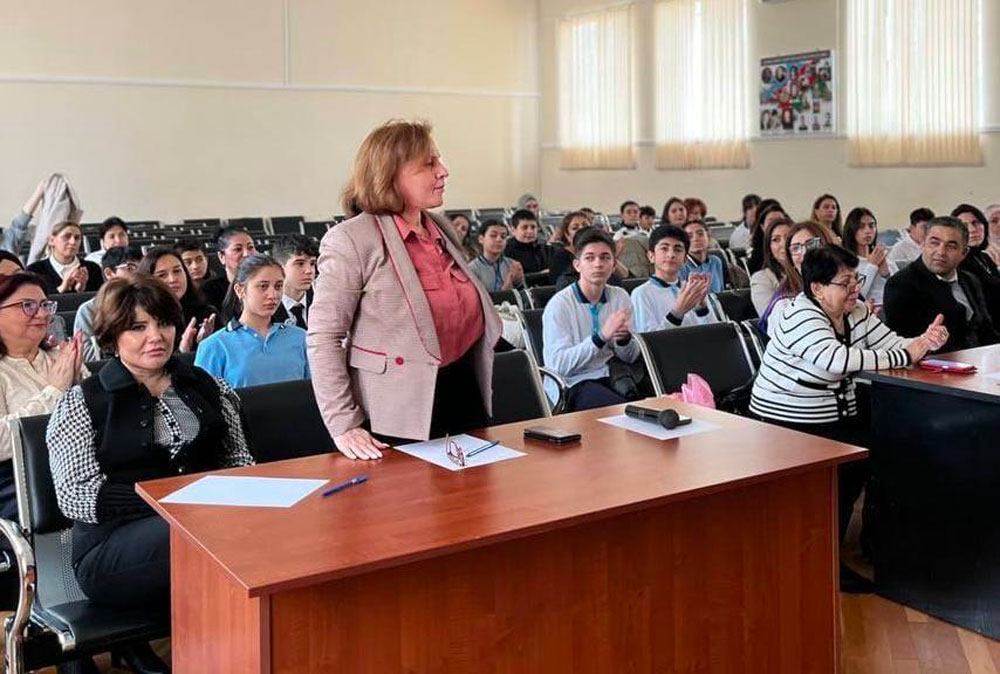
[465,440,500,459]
[322,475,368,497]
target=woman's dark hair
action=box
[92,276,185,354]
[138,246,210,322]
[951,204,989,251]
[741,193,761,216]
[0,250,25,273]
[222,254,284,322]
[214,224,251,251]
[802,246,859,300]
[0,272,51,357]
[660,197,685,223]
[760,217,794,279]
[777,220,836,296]
[572,227,615,258]
[843,207,878,256]
[747,200,787,272]
[551,211,588,247]
[812,194,843,237]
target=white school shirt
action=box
[631,276,722,333]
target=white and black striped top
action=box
[750,293,912,424]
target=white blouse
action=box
[0,351,80,462]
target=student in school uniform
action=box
[271,234,318,329]
[631,225,722,333]
[542,227,640,412]
[195,255,309,389]
[679,220,726,293]
[468,220,524,292]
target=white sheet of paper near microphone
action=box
[598,414,720,441]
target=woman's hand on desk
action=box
[335,427,388,460]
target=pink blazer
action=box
[307,211,502,441]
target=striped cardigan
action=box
[750,293,912,424]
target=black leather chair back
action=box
[620,277,646,294]
[637,323,754,397]
[527,285,557,310]
[518,308,545,365]
[490,351,550,425]
[237,380,335,463]
[270,216,304,234]
[15,415,69,536]
[489,289,520,308]
[715,288,758,322]
[52,292,96,313]
[524,272,551,289]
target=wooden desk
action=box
[860,346,1000,639]
[138,399,865,673]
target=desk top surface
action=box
[860,345,1000,403]
[137,397,864,597]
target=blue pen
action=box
[322,475,368,497]
[465,440,500,459]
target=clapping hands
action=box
[600,308,632,343]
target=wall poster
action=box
[759,50,835,137]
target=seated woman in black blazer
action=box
[46,275,253,670]
[25,221,103,294]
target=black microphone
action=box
[624,404,682,430]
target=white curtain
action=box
[847,0,982,166]
[654,0,749,170]
[558,5,636,169]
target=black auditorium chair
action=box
[620,277,646,294]
[714,288,758,322]
[53,292,96,314]
[512,307,568,413]
[526,285,557,310]
[636,322,757,414]
[488,289,523,309]
[303,221,333,239]
[226,217,266,234]
[236,379,335,463]
[490,350,552,424]
[0,416,169,674]
[269,216,304,235]
[523,271,550,288]
[54,311,77,334]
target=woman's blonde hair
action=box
[47,221,82,257]
[341,120,436,217]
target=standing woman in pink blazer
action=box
[308,120,502,459]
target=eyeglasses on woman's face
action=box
[0,299,58,317]
[789,237,823,255]
[826,273,865,290]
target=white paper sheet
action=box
[597,414,719,441]
[160,475,329,507]
[395,434,525,471]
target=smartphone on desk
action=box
[524,426,581,445]
[918,359,977,374]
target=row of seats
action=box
[490,284,758,324]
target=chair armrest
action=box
[0,517,36,674]
[538,367,570,415]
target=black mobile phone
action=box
[524,426,581,444]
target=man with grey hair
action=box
[884,216,1000,353]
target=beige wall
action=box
[540,0,1000,229]
[0,0,539,222]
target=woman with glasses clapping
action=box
[0,272,85,523]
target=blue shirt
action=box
[679,253,725,293]
[194,320,310,389]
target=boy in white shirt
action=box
[632,225,721,332]
[542,228,641,411]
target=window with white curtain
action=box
[653,0,749,170]
[558,4,636,169]
[846,0,982,166]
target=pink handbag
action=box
[666,373,717,409]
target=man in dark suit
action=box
[884,216,1000,353]
[272,234,318,329]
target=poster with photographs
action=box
[759,50,835,137]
